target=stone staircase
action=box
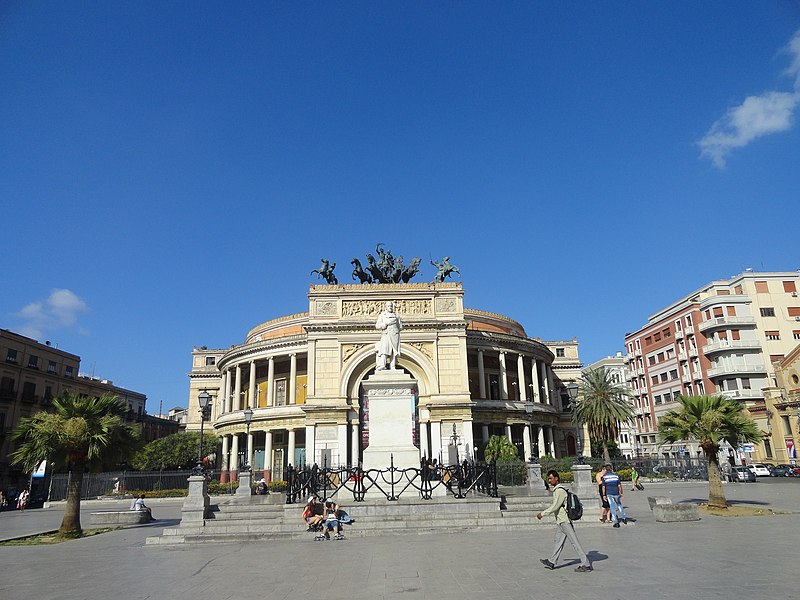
[146,490,602,546]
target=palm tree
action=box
[659,394,761,509]
[575,367,634,464]
[11,392,140,536]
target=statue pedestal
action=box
[361,369,420,472]
[181,475,210,524]
[571,464,599,508]
[526,463,549,496]
[235,470,253,499]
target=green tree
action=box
[11,393,139,536]
[576,367,634,464]
[483,435,520,461]
[659,394,761,509]
[132,431,219,471]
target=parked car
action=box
[748,463,771,477]
[728,466,757,482]
[769,464,790,477]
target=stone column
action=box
[230,434,239,482]
[538,426,546,458]
[234,365,242,411]
[337,424,348,467]
[531,359,541,403]
[481,424,490,445]
[248,360,256,408]
[351,423,359,467]
[220,434,230,483]
[546,366,555,406]
[505,424,513,443]
[430,421,443,463]
[246,431,254,469]
[263,430,273,483]
[267,356,275,406]
[477,349,486,399]
[289,353,297,405]
[288,429,296,467]
[545,427,554,457]
[542,363,551,405]
[523,424,532,460]
[224,369,232,413]
[499,352,509,400]
[420,421,429,459]
[306,340,316,397]
[517,354,527,402]
[462,420,474,460]
[305,424,316,465]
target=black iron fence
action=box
[286,457,499,503]
[48,470,193,501]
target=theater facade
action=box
[187,282,581,482]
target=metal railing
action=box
[48,470,193,501]
[286,456,498,504]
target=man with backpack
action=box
[536,469,592,572]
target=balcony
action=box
[678,351,688,361]
[702,339,762,355]
[706,363,767,378]
[681,373,692,383]
[688,347,698,358]
[720,389,763,401]
[634,347,642,357]
[698,315,756,333]
[674,329,684,340]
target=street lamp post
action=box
[566,382,583,465]
[525,400,537,461]
[193,390,212,476]
[242,407,254,472]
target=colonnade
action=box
[475,348,556,404]
[218,353,302,417]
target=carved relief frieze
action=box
[341,299,432,318]
[435,297,457,313]
[316,300,338,316]
[407,342,434,362]
[341,343,366,364]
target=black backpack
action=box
[564,489,583,521]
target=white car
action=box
[748,464,771,477]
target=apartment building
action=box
[624,270,800,462]
[0,328,167,489]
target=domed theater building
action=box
[187,281,581,482]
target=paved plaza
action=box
[1,479,797,600]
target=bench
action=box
[90,511,153,526]
[647,496,700,522]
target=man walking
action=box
[601,463,627,527]
[536,470,592,572]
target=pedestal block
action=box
[235,470,253,498]
[181,475,210,524]
[571,464,599,508]
[361,369,420,471]
[526,463,549,496]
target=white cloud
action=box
[13,289,89,340]
[698,29,800,168]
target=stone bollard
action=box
[181,475,210,524]
[526,463,549,496]
[235,470,253,498]
[571,464,599,508]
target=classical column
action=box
[420,421,429,459]
[430,421,443,463]
[263,430,273,482]
[541,362,551,405]
[481,424,490,445]
[531,359,541,403]
[517,354,527,402]
[545,427,554,456]
[351,422,359,467]
[230,434,239,482]
[523,424,532,460]
[547,367,556,407]
[246,431,254,469]
[220,435,230,483]
[477,349,487,399]
[538,426,546,458]
[499,352,509,400]
[248,360,256,409]
[289,353,297,405]
[267,356,275,406]
[234,365,242,411]
[307,340,316,397]
[505,424,513,443]
[287,429,296,467]
[337,424,348,467]
[462,420,474,460]
[305,424,316,465]
[224,369,232,413]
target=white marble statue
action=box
[375,301,403,370]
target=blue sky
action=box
[2,3,799,412]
